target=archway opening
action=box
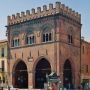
[63,60,73,89]
[13,61,28,89]
[35,58,51,89]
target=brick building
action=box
[6,2,81,89]
[81,39,90,86]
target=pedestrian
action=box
[68,83,70,89]
[8,86,10,90]
[53,83,57,90]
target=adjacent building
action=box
[6,2,81,89]
[0,40,8,87]
[81,39,90,86]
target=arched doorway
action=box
[63,60,73,89]
[13,61,28,89]
[35,58,51,89]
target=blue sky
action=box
[0,0,90,41]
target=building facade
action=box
[81,39,90,87]
[6,2,81,89]
[0,40,8,87]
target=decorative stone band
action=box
[7,2,81,25]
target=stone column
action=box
[56,43,60,75]
[60,72,63,88]
[28,72,33,89]
[74,71,79,88]
[8,72,13,88]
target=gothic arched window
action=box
[12,38,19,47]
[11,31,20,47]
[25,28,35,45]
[26,35,35,45]
[68,27,74,44]
[42,24,53,42]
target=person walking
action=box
[53,83,57,90]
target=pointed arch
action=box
[12,60,28,89]
[33,56,52,89]
[63,59,74,89]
